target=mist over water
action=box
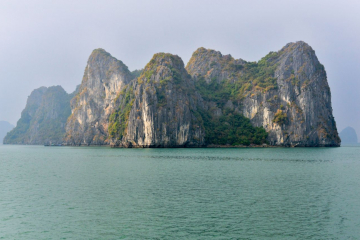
[1,146,359,239]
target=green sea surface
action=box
[0,145,359,239]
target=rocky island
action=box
[3,86,75,145]
[339,127,358,145]
[4,41,341,147]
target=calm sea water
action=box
[0,145,360,239]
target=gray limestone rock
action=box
[4,86,71,145]
[186,41,340,147]
[109,53,205,147]
[64,49,133,145]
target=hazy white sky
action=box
[0,0,359,137]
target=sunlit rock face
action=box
[64,49,133,145]
[186,41,340,147]
[108,53,205,147]
[243,42,340,146]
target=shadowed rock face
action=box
[186,41,340,147]
[3,86,72,145]
[64,49,133,145]
[0,121,14,144]
[339,127,358,145]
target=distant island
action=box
[0,121,14,144]
[339,127,358,146]
[4,41,340,147]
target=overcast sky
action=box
[0,0,359,137]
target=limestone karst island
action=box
[4,41,340,147]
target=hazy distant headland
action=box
[340,127,359,146]
[4,41,340,147]
[0,121,14,144]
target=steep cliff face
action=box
[4,86,71,144]
[109,53,205,147]
[64,49,133,145]
[186,41,340,146]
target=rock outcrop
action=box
[4,86,72,145]
[109,53,205,147]
[186,41,340,147]
[64,49,134,145]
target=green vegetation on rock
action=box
[137,53,189,108]
[108,85,135,139]
[194,77,233,105]
[193,51,279,107]
[195,108,268,145]
[131,69,143,79]
[273,109,287,125]
[132,51,271,146]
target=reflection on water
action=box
[0,146,359,239]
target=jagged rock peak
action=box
[186,47,246,82]
[24,86,67,110]
[143,53,185,74]
[280,41,314,53]
[64,49,134,146]
[84,48,131,83]
[88,48,125,64]
[138,52,192,85]
[87,48,127,70]
[275,41,323,73]
[90,48,111,56]
[186,41,315,76]
[109,52,204,148]
[185,41,340,147]
[4,85,71,145]
[147,52,184,68]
